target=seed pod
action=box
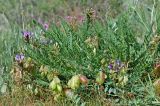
[117,75,128,86]
[49,76,60,90]
[101,58,106,65]
[27,57,32,63]
[118,76,123,83]
[79,75,88,85]
[153,79,160,96]
[156,64,160,71]
[68,75,80,89]
[47,73,54,81]
[23,63,30,69]
[151,64,160,78]
[39,65,48,77]
[34,87,38,95]
[64,88,74,98]
[121,75,128,86]
[53,76,61,84]
[56,84,62,92]
[96,71,107,85]
[49,80,57,90]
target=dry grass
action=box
[0,86,116,106]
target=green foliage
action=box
[1,0,160,105]
[21,3,160,104]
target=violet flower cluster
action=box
[15,54,24,62]
[22,31,32,42]
[108,60,125,72]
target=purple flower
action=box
[22,31,31,38]
[22,31,32,42]
[108,59,126,73]
[65,16,76,23]
[15,54,24,62]
[37,18,49,30]
[43,23,49,30]
[77,15,85,23]
[108,64,113,70]
[65,16,73,21]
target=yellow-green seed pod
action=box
[67,75,80,89]
[49,80,57,90]
[151,65,160,78]
[27,57,32,63]
[53,76,61,84]
[47,73,54,81]
[96,71,107,85]
[49,76,61,91]
[56,84,62,92]
[34,87,38,95]
[121,75,128,86]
